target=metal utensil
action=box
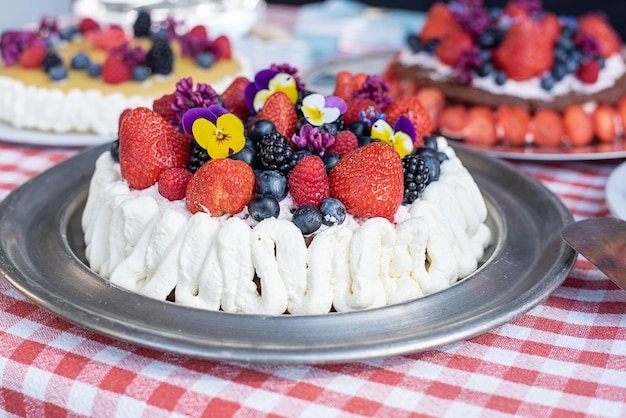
[561,217,626,289]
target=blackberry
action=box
[146,35,173,75]
[189,142,211,173]
[41,51,62,73]
[257,132,296,175]
[133,10,152,37]
[401,155,430,205]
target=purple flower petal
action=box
[255,69,279,89]
[243,81,257,112]
[207,104,229,120]
[324,95,347,114]
[394,116,416,142]
[182,107,214,135]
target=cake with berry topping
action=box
[81,64,492,315]
[387,0,626,148]
[0,13,248,138]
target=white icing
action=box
[398,48,626,101]
[82,138,492,315]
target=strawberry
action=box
[617,95,626,135]
[530,109,564,147]
[438,105,468,138]
[185,158,255,216]
[287,155,330,208]
[328,142,403,220]
[252,91,298,138]
[333,70,357,103]
[152,94,178,127]
[435,30,473,66]
[86,26,128,51]
[79,17,100,34]
[158,167,193,201]
[385,97,432,138]
[577,60,600,84]
[563,104,594,146]
[496,106,530,146]
[592,104,617,143]
[213,35,232,59]
[541,13,561,42]
[415,87,445,127]
[493,17,554,81]
[119,107,192,190]
[326,130,358,156]
[118,108,132,135]
[221,76,250,121]
[419,3,463,43]
[463,106,498,146]
[18,44,46,69]
[186,25,208,38]
[577,14,622,57]
[343,98,381,125]
[101,53,131,84]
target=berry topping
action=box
[18,44,46,69]
[292,205,323,235]
[254,170,288,201]
[41,51,62,73]
[146,34,173,75]
[326,130,358,156]
[158,167,193,201]
[78,17,100,34]
[401,154,430,204]
[328,142,403,220]
[70,52,90,70]
[257,132,297,175]
[248,194,280,222]
[251,91,299,139]
[101,54,131,84]
[185,158,255,216]
[220,76,250,121]
[152,93,178,127]
[577,60,600,84]
[133,10,152,38]
[119,107,191,190]
[319,197,346,226]
[287,155,330,208]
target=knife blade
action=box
[561,217,626,290]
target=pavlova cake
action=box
[81,64,492,315]
[387,0,626,148]
[0,12,247,137]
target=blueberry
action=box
[357,135,372,147]
[248,119,276,144]
[132,65,151,81]
[49,64,67,81]
[553,46,568,64]
[407,33,422,53]
[415,148,440,184]
[292,205,322,235]
[294,149,313,163]
[598,56,606,69]
[477,28,504,49]
[423,135,438,150]
[71,52,90,70]
[255,170,288,201]
[565,58,579,74]
[423,39,438,54]
[319,198,346,226]
[196,52,215,68]
[541,75,555,90]
[231,145,259,168]
[110,139,120,162]
[494,71,507,86]
[551,64,566,82]
[88,62,101,78]
[348,120,370,137]
[321,152,341,173]
[248,194,280,222]
[60,27,79,41]
[476,61,494,78]
[555,36,574,51]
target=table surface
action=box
[1,4,626,418]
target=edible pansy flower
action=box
[371,116,417,158]
[300,93,347,126]
[182,105,245,159]
[244,69,298,112]
[291,124,335,154]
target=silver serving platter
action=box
[0,144,575,364]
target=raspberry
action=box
[18,44,46,69]
[101,54,131,84]
[152,93,178,126]
[79,17,100,34]
[343,98,381,125]
[287,155,330,208]
[158,168,193,201]
[326,130,358,156]
[577,60,600,84]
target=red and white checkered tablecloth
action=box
[0,138,624,417]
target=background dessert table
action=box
[1,2,625,417]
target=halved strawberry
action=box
[18,44,47,69]
[435,31,473,66]
[577,14,622,57]
[493,17,554,81]
[496,105,530,146]
[415,87,445,127]
[592,104,618,143]
[616,95,626,136]
[563,104,594,146]
[221,76,250,121]
[438,105,468,138]
[463,106,498,146]
[530,109,564,147]
[419,3,463,43]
